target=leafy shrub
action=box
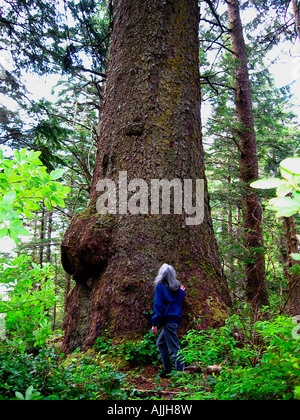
[0,148,70,244]
[15,385,43,400]
[251,157,300,261]
[0,345,126,400]
[181,313,260,368]
[0,255,56,352]
[0,345,65,399]
[251,157,300,219]
[180,314,300,400]
[64,354,126,400]
[94,330,159,366]
[94,333,113,354]
[121,331,159,366]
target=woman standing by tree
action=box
[151,264,186,377]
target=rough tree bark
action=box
[227,0,269,310]
[292,0,300,42]
[61,0,231,353]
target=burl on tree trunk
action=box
[61,0,231,353]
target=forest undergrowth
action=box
[1,0,300,403]
[0,310,299,400]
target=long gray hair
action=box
[154,264,181,292]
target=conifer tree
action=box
[226,0,269,310]
[61,0,232,352]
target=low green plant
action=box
[65,354,126,400]
[179,314,300,400]
[121,331,159,366]
[251,157,300,260]
[15,385,43,400]
[181,313,259,368]
[251,157,300,217]
[1,314,298,400]
[0,148,70,244]
[94,330,159,366]
[0,345,127,400]
[0,345,65,399]
[0,255,56,352]
[94,332,113,354]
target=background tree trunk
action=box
[227,0,269,311]
[283,216,300,315]
[39,203,45,269]
[61,0,231,353]
[292,0,300,42]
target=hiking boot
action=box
[159,370,172,378]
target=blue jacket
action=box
[151,283,185,326]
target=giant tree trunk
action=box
[227,0,269,310]
[61,0,231,353]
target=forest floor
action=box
[1,314,299,400]
[120,365,184,399]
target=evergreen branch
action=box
[200,75,219,95]
[74,66,107,78]
[200,76,236,92]
[204,0,227,33]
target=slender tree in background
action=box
[293,0,300,41]
[61,0,231,352]
[282,216,300,315]
[226,0,269,310]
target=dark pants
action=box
[156,322,185,372]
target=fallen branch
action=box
[122,388,179,396]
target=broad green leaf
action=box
[10,220,30,236]
[268,196,297,208]
[272,208,298,218]
[293,190,300,203]
[48,183,58,192]
[9,228,19,244]
[23,208,33,218]
[13,149,21,162]
[44,199,53,211]
[276,183,294,197]
[50,168,64,180]
[0,208,17,221]
[56,185,71,196]
[266,196,300,217]
[25,201,40,211]
[19,148,28,162]
[0,174,9,189]
[27,149,42,162]
[294,386,300,400]
[50,195,66,207]
[0,226,8,239]
[1,159,14,170]
[291,253,300,261]
[280,157,300,175]
[2,190,16,202]
[250,178,285,189]
[0,201,13,213]
[15,391,25,400]
[25,385,34,400]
